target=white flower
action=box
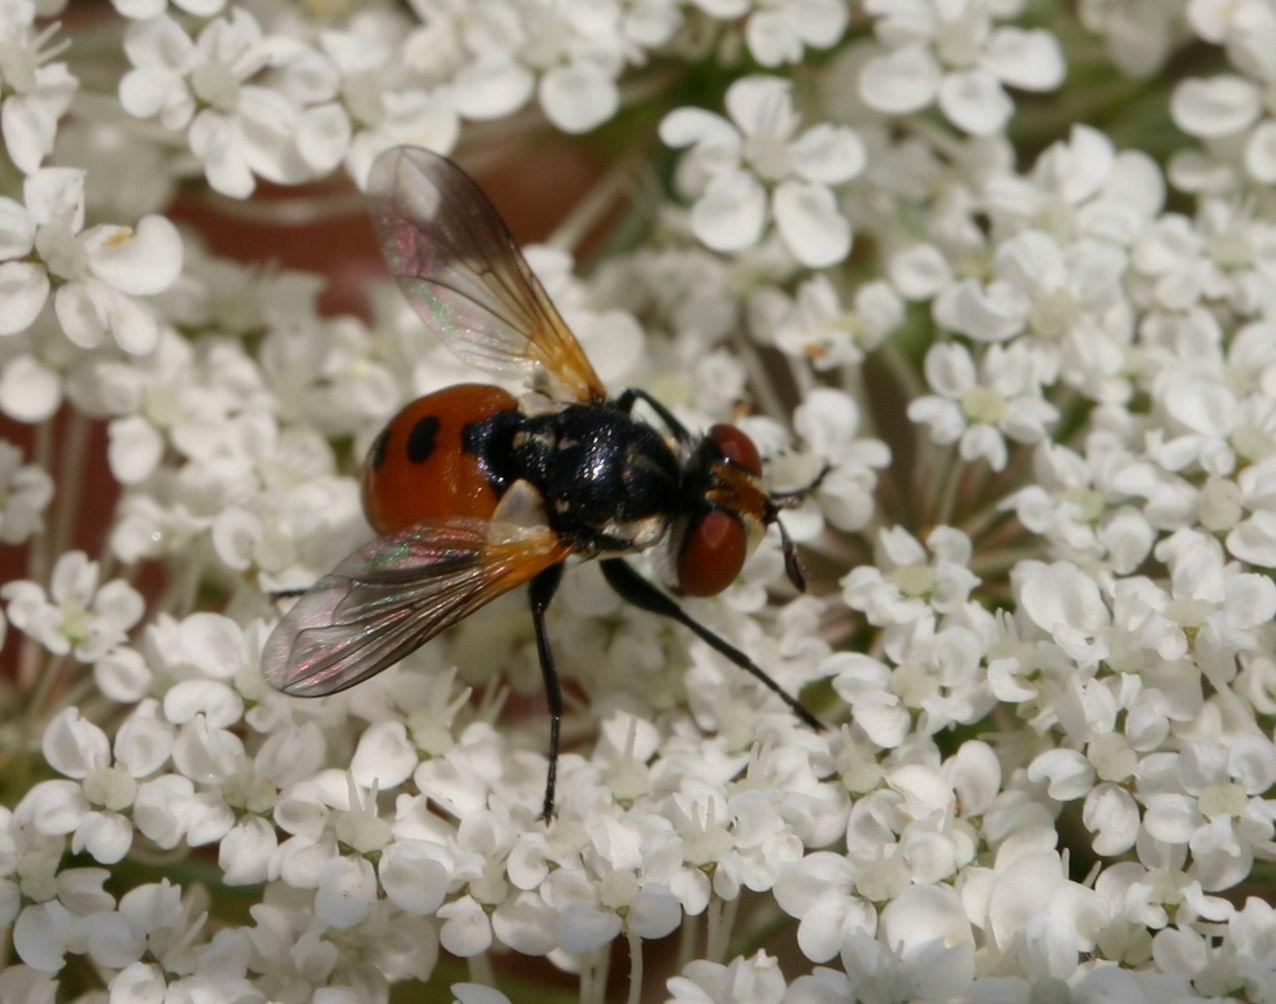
[0,4,77,174]
[10,860,115,973]
[524,4,626,134]
[791,388,891,533]
[451,985,512,1004]
[318,13,458,188]
[774,851,876,962]
[665,950,787,1004]
[0,440,51,543]
[985,851,1105,982]
[1078,0,1181,78]
[860,0,1065,136]
[0,168,182,352]
[661,75,865,267]
[16,705,172,864]
[842,525,980,629]
[1013,560,1111,667]
[119,11,321,198]
[403,0,533,122]
[3,550,144,662]
[720,0,850,68]
[908,342,1058,471]
[750,275,903,369]
[786,888,975,1004]
[985,124,1165,250]
[1170,0,1276,190]
[112,0,225,18]
[1140,736,1276,891]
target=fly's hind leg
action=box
[599,558,823,731]
[530,563,567,819]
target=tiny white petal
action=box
[43,707,110,779]
[939,70,1014,136]
[351,721,417,790]
[85,216,183,296]
[438,895,492,957]
[14,902,71,972]
[773,180,851,268]
[985,28,1065,91]
[556,903,622,953]
[860,47,941,115]
[107,416,163,486]
[315,856,376,929]
[379,842,448,916]
[539,64,618,134]
[1171,76,1262,138]
[691,170,767,252]
[0,262,49,336]
[1,355,61,422]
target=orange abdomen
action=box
[362,383,519,535]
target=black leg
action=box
[270,588,309,599]
[768,463,832,503]
[599,559,823,732]
[617,388,693,446]
[773,518,807,593]
[530,563,566,819]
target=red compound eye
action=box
[709,424,762,476]
[677,509,747,597]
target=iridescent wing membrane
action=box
[263,519,569,697]
[368,146,608,405]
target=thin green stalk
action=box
[466,951,495,989]
[626,926,644,1004]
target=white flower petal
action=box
[438,895,492,957]
[379,842,448,916]
[315,856,376,929]
[985,28,1065,91]
[556,903,622,953]
[939,70,1014,136]
[14,902,71,973]
[773,180,851,268]
[43,707,110,779]
[539,64,618,134]
[1171,76,1262,138]
[85,215,182,296]
[691,170,767,252]
[0,262,49,335]
[0,355,61,422]
[107,416,163,486]
[860,47,941,115]
[491,892,556,956]
[351,721,417,790]
[791,123,866,186]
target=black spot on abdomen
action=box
[407,416,440,463]
[370,428,391,470]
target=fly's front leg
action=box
[617,388,693,446]
[530,563,566,819]
[599,558,823,731]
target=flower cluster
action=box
[4,0,1276,1002]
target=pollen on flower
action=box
[1198,782,1248,820]
[959,385,1007,425]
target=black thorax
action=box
[462,402,681,551]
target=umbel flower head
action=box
[3,1,1276,1002]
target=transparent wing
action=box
[368,146,608,404]
[262,518,569,698]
